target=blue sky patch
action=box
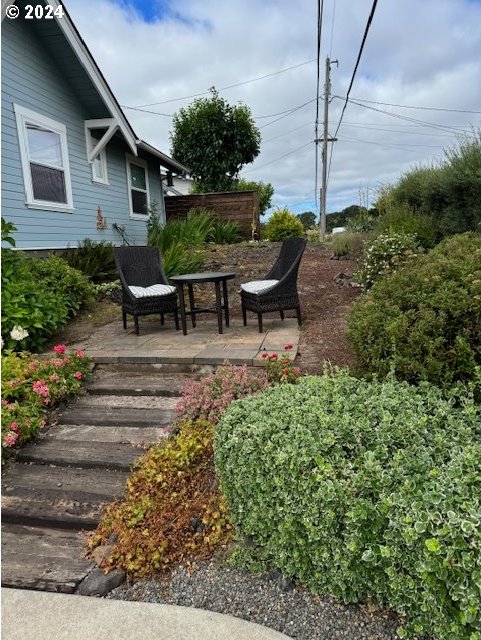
[113,0,202,26]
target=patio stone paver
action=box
[73,316,300,366]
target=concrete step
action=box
[44,424,170,444]
[1,523,94,592]
[74,395,179,410]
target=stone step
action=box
[2,463,129,529]
[93,363,213,376]
[56,406,175,427]
[74,394,179,411]
[44,424,170,444]
[1,523,94,592]
[87,375,184,397]
[16,439,144,471]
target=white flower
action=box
[10,325,29,341]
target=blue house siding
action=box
[1,17,165,250]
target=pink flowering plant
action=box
[261,344,302,384]
[176,363,269,425]
[1,345,90,459]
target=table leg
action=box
[188,283,196,328]
[214,281,223,334]
[222,278,230,327]
[177,284,187,335]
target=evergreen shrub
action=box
[265,208,304,242]
[348,233,481,388]
[215,372,481,639]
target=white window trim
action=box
[85,128,109,185]
[126,154,150,218]
[14,104,74,212]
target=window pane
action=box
[92,155,104,181]
[30,163,67,203]
[131,189,147,215]
[130,163,146,190]
[27,126,62,167]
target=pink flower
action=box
[74,349,85,358]
[4,433,18,447]
[74,371,83,380]
[32,379,50,398]
[62,357,71,365]
[269,354,278,361]
[261,352,268,359]
[9,422,19,432]
[54,344,67,355]
[49,374,59,383]
[293,368,302,376]
[284,343,293,350]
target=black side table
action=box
[170,272,236,335]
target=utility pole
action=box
[317,57,337,241]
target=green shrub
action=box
[210,220,242,244]
[64,239,117,283]
[265,208,304,242]
[162,241,204,278]
[346,211,375,233]
[215,372,481,640]
[374,205,438,248]
[348,233,481,388]
[330,231,372,257]
[355,233,422,289]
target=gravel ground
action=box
[107,559,400,640]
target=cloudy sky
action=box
[66,0,480,216]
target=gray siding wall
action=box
[1,18,165,250]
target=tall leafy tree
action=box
[170,89,261,193]
[234,179,274,215]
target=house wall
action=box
[1,17,163,250]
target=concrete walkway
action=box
[72,316,299,365]
[1,589,293,640]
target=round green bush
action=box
[348,232,481,388]
[265,208,304,242]
[374,205,438,248]
[215,373,481,639]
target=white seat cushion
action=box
[128,284,177,298]
[240,279,279,294]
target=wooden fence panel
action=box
[164,190,260,240]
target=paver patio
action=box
[72,316,300,366]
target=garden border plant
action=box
[214,371,481,640]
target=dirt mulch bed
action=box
[202,242,361,374]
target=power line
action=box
[125,59,316,109]
[243,141,313,172]
[349,97,481,114]
[337,134,444,150]
[347,98,468,133]
[332,0,378,139]
[259,98,317,129]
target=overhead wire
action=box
[348,97,481,114]
[124,59,316,109]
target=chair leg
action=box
[174,309,180,331]
[122,310,127,330]
[279,309,285,320]
[296,306,302,326]
[242,305,247,326]
[257,312,263,333]
[134,315,140,335]
[160,313,165,326]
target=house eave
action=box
[136,140,190,176]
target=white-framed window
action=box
[14,104,74,212]
[86,131,108,184]
[126,155,150,217]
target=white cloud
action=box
[66,0,480,214]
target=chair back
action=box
[267,236,307,281]
[114,246,168,288]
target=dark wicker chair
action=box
[114,246,179,335]
[240,236,307,333]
